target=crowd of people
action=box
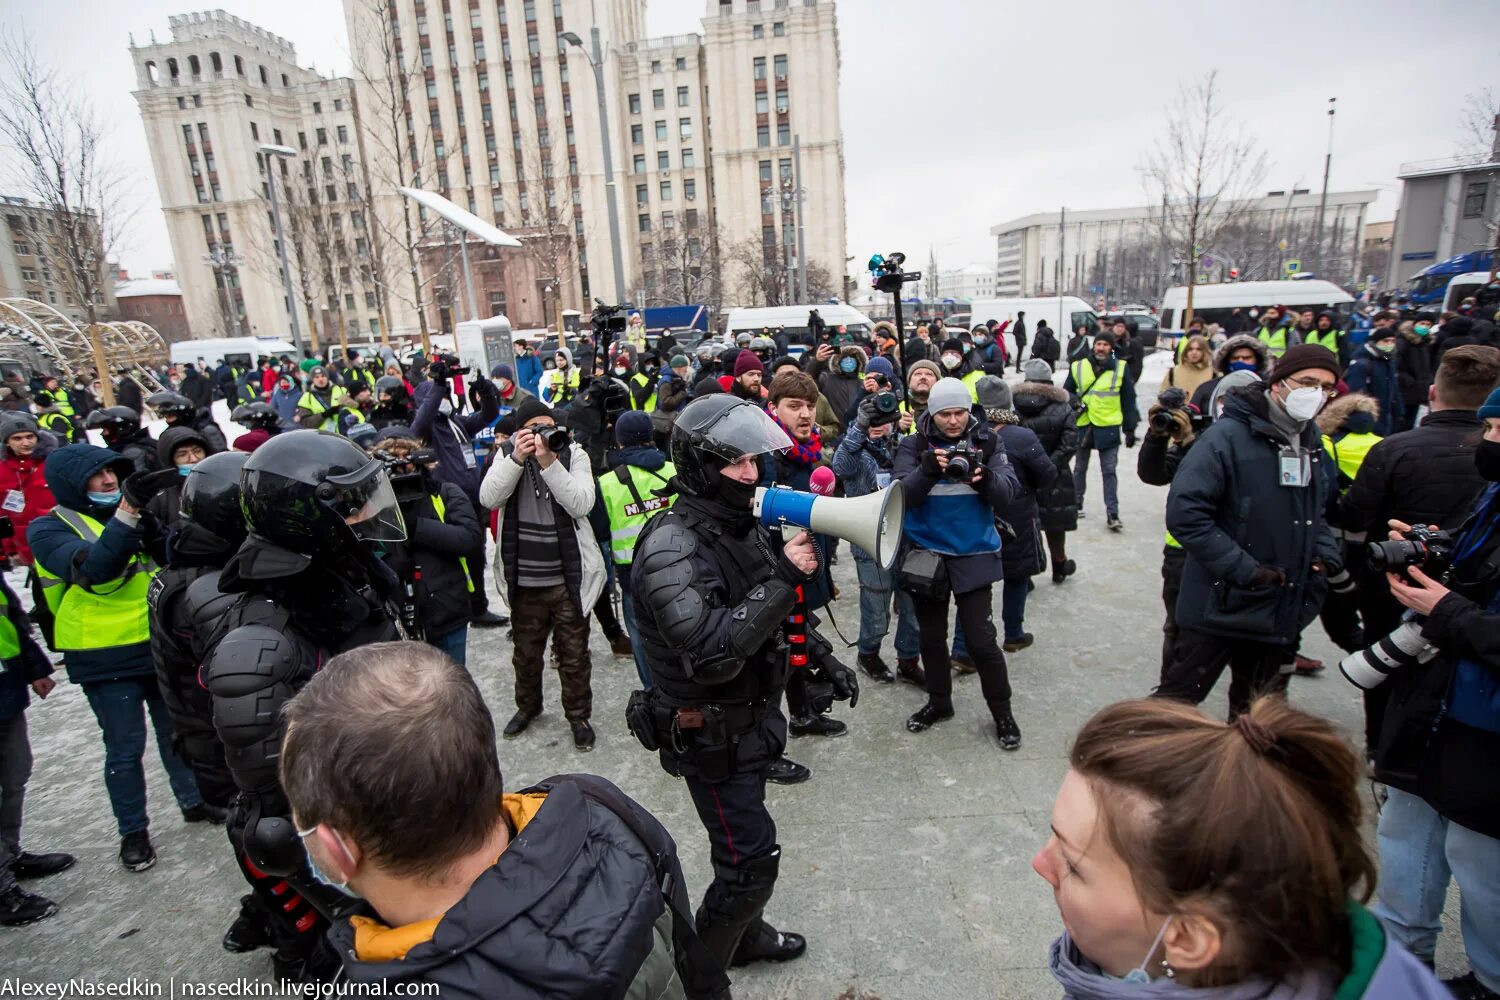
[1,300,1499,1000]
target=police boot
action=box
[695,849,782,970]
[222,894,272,953]
[731,917,807,967]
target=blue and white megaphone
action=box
[752,477,905,570]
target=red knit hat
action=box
[734,351,765,377]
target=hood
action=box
[833,344,869,375]
[607,445,667,472]
[43,444,135,513]
[1012,380,1070,410]
[156,424,212,467]
[554,346,574,367]
[1213,334,1272,376]
[1315,392,1380,436]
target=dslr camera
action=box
[522,424,571,453]
[868,374,900,426]
[943,442,983,482]
[1367,524,1454,577]
[427,352,471,380]
[375,447,438,505]
[1150,387,1202,435]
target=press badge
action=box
[1278,446,1310,488]
[2,490,24,513]
[875,471,892,490]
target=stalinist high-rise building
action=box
[133,2,846,343]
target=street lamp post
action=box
[561,29,627,306]
[259,143,306,356]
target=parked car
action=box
[1101,312,1162,350]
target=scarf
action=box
[768,410,821,465]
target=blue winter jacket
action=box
[27,444,154,684]
[1344,343,1405,436]
[412,380,500,505]
[514,351,545,398]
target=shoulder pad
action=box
[635,511,698,567]
[633,516,707,648]
[202,622,311,700]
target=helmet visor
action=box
[684,400,792,466]
[323,459,407,543]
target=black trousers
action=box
[1159,545,1186,679]
[466,496,490,617]
[1155,627,1287,719]
[1045,529,1068,566]
[684,767,779,967]
[913,585,1012,709]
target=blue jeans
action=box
[427,625,469,666]
[1373,787,1500,991]
[1001,577,1031,641]
[853,546,919,660]
[1073,438,1120,518]
[617,567,652,688]
[82,677,203,836]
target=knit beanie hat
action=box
[669,354,690,369]
[1479,385,1500,422]
[513,397,553,428]
[974,375,1012,412]
[770,355,801,375]
[733,351,764,377]
[615,410,654,447]
[927,377,973,415]
[1269,344,1340,383]
[906,359,942,386]
[940,338,966,356]
[1023,358,1054,382]
[864,356,895,381]
[491,363,514,382]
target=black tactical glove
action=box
[815,654,860,708]
[121,468,180,510]
[1247,564,1287,589]
[1124,428,1137,449]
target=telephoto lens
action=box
[1338,620,1440,690]
[873,391,899,415]
[544,426,572,452]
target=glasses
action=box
[1284,375,1338,399]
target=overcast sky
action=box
[9,0,1497,281]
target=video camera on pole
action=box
[868,252,922,406]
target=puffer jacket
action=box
[1166,388,1338,645]
[1314,393,1382,492]
[816,345,869,437]
[993,419,1057,578]
[1343,342,1404,436]
[324,776,699,1000]
[1013,380,1080,533]
[1395,324,1437,408]
[0,432,57,566]
[1189,334,1274,414]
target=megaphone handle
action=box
[786,585,809,669]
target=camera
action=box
[1150,387,1201,435]
[868,251,922,295]
[1367,524,1454,576]
[943,443,982,481]
[375,447,438,505]
[428,352,471,380]
[526,425,571,453]
[1339,617,1440,690]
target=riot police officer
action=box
[86,406,159,475]
[147,390,228,452]
[628,395,834,970]
[193,430,404,980]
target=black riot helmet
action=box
[147,391,196,422]
[240,430,406,556]
[84,406,142,443]
[180,451,250,548]
[669,394,791,498]
[231,401,281,430]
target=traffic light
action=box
[1228,268,1240,280]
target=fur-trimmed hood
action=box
[1316,392,1381,435]
[1213,334,1272,376]
[1011,380,1071,416]
[833,344,869,373]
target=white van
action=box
[725,303,874,354]
[1158,280,1354,336]
[169,337,300,369]
[969,296,1100,360]
[1443,272,1497,314]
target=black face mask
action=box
[714,473,759,513]
[1476,439,1500,483]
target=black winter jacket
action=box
[1165,388,1339,644]
[1395,330,1437,408]
[1344,343,1405,436]
[0,576,52,721]
[1013,380,1080,532]
[993,421,1057,578]
[1375,485,1500,838]
[385,479,485,636]
[325,776,695,1000]
[1339,410,1484,543]
[1030,325,1060,364]
[179,369,213,410]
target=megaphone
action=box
[753,482,905,570]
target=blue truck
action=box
[1403,250,1495,307]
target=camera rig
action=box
[868,253,922,407]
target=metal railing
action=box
[1398,152,1500,176]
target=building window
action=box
[759,160,772,182]
[1463,181,1489,219]
[490,291,507,315]
[629,92,640,114]
[250,122,259,140]
[244,94,253,107]
[633,154,646,173]
[660,180,672,200]
[638,213,651,233]
[651,59,661,73]
[677,85,689,108]
[756,92,769,114]
[658,150,670,170]
[631,124,643,144]
[192,94,202,108]
[774,54,788,78]
[684,178,696,200]
[675,57,686,70]
[337,125,349,143]
[776,89,788,112]
[777,122,790,145]
[753,56,766,81]
[685,208,698,229]
[176,96,185,109]
[773,21,785,36]
[655,120,667,141]
[663,211,674,229]
[680,118,693,140]
[313,101,322,114]
[682,148,695,168]
[779,158,792,181]
[756,124,769,147]
[636,184,649,205]
[527,33,540,55]
[653,89,664,110]
[316,127,328,145]
[752,23,764,38]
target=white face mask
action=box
[1109,917,1173,984]
[438,398,453,416]
[1282,385,1326,422]
[941,354,962,370]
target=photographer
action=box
[1160,346,1341,719]
[1368,386,1500,998]
[479,398,602,752]
[412,358,505,629]
[295,367,362,433]
[371,435,484,665]
[893,377,1022,746]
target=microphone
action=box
[809,465,837,497]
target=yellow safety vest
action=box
[428,492,473,593]
[41,389,74,417]
[0,585,21,660]
[1258,326,1290,357]
[1070,359,1127,428]
[598,462,676,566]
[1305,328,1340,353]
[961,369,985,402]
[545,368,581,406]
[34,508,157,652]
[298,386,360,431]
[630,372,658,412]
[1322,432,1380,488]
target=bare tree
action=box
[1458,86,1500,157]
[511,113,579,329]
[635,224,723,311]
[1141,71,1268,326]
[0,32,135,404]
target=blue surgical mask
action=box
[296,826,361,899]
[177,464,196,477]
[1227,360,1258,373]
[1109,917,1173,984]
[87,489,121,506]
[839,357,858,374]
